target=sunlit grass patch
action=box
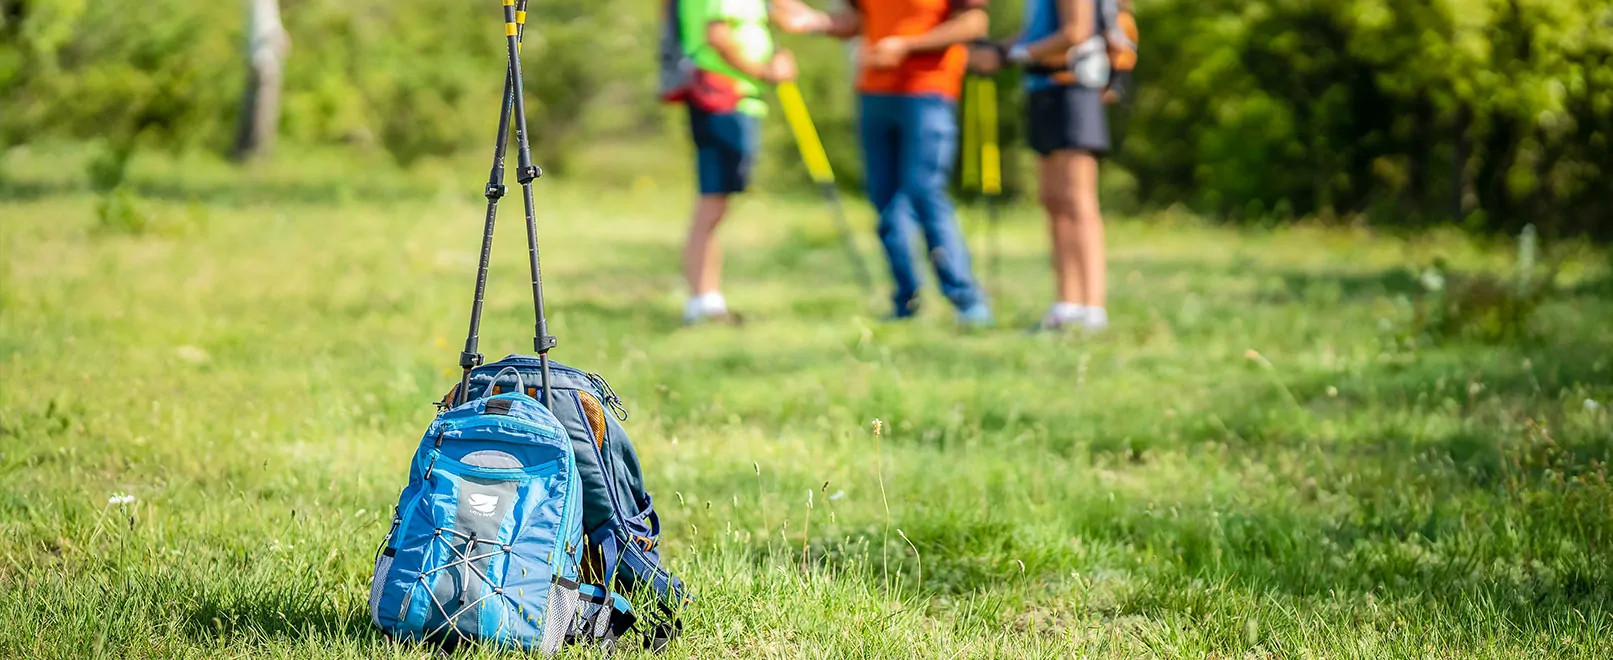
[1,148,1609,657]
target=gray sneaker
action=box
[957,303,995,328]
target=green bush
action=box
[1124,0,1613,237]
[1,0,240,180]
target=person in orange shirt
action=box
[776,0,994,326]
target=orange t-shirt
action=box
[853,0,988,99]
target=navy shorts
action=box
[688,104,759,195]
[1026,85,1110,157]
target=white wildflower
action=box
[1419,268,1445,292]
[108,493,136,505]
[1586,399,1601,412]
[175,345,210,364]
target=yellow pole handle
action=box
[961,78,981,192]
[776,81,835,185]
[978,77,1002,196]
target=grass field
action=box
[1,147,1610,658]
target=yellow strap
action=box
[776,81,835,185]
[978,78,1002,195]
[960,78,981,192]
[506,22,518,36]
[515,10,526,24]
[503,0,514,5]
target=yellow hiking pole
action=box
[776,81,875,293]
[967,76,1004,296]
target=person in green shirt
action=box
[678,0,797,325]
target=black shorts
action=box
[688,104,759,195]
[1026,86,1110,157]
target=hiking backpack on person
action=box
[1012,0,1138,103]
[657,0,747,113]
[368,1,687,652]
[1097,0,1138,104]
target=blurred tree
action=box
[1122,0,1613,237]
[0,0,240,187]
[234,0,291,161]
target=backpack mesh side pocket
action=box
[539,576,581,654]
[368,551,393,627]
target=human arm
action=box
[1009,0,1091,64]
[864,3,989,68]
[966,40,1004,74]
[771,0,862,39]
[707,20,797,82]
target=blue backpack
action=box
[447,356,690,648]
[369,368,637,651]
[373,6,688,648]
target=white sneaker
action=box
[1031,304,1107,333]
[683,292,741,325]
[1031,303,1083,332]
[1081,307,1109,332]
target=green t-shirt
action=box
[680,0,774,116]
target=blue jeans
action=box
[859,93,985,314]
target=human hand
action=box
[763,49,798,83]
[967,43,1003,74]
[864,36,910,69]
[771,0,824,34]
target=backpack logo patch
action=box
[468,493,500,517]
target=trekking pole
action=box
[961,77,982,284]
[500,0,557,409]
[457,0,531,406]
[775,81,875,294]
[976,76,1003,298]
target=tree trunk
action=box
[233,0,290,161]
[1451,105,1470,223]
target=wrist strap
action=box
[1007,44,1032,65]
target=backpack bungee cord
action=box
[456,0,556,410]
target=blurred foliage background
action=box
[2,0,1609,237]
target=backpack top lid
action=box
[426,391,571,468]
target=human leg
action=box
[860,94,921,316]
[682,105,758,323]
[1027,86,1109,330]
[896,95,987,318]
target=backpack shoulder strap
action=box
[571,583,638,649]
[1096,0,1116,33]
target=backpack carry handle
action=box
[483,366,527,399]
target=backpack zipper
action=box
[549,454,582,578]
[434,411,567,448]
